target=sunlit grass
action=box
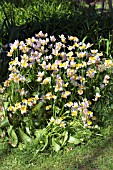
[0,113,113,170]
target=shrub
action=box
[0,31,113,152]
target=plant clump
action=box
[0,31,113,152]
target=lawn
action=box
[0,117,113,170]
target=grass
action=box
[0,112,113,170]
[0,135,113,170]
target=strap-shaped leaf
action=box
[40,136,49,152]
[7,125,13,136]
[62,131,69,146]
[18,127,32,143]
[9,129,18,147]
[68,136,81,145]
[1,117,10,127]
[32,102,43,113]
[52,138,61,152]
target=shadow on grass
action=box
[74,113,113,169]
[0,141,12,161]
[77,135,113,170]
[0,118,113,170]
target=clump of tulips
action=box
[0,31,113,152]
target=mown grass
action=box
[0,111,113,170]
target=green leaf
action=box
[68,136,81,145]
[62,131,68,146]
[40,136,49,152]
[63,110,70,115]
[53,106,60,114]
[26,126,31,136]
[10,129,18,147]
[0,129,3,136]
[18,127,32,143]
[7,125,13,136]
[1,117,10,127]
[95,87,100,93]
[32,102,43,112]
[26,77,32,83]
[7,125,18,147]
[35,129,47,140]
[110,104,113,109]
[52,138,61,152]
[56,4,61,11]
[106,39,110,56]
[82,36,88,43]
[4,102,9,110]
